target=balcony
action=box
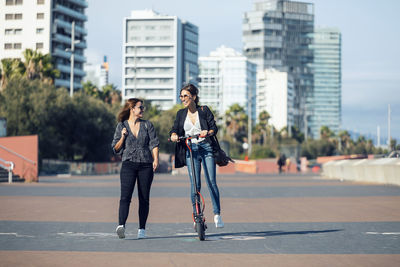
[68,0,88,8]
[54,19,87,35]
[54,79,83,89]
[53,4,87,21]
[56,63,86,76]
[53,48,86,63]
[52,34,87,49]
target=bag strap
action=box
[212,135,222,149]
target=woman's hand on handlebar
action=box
[170,133,178,142]
[199,130,208,138]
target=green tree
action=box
[22,49,59,83]
[101,84,121,105]
[320,125,335,140]
[338,130,352,154]
[1,58,25,89]
[224,103,248,143]
[149,104,182,153]
[253,110,270,145]
[0,78,116,162]
[301,139,336,159]
[290,126,304,143]
[82,81,100,98]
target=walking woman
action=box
[170,84,224,228]
[111,98,159,239]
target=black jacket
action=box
[170,105,218,168]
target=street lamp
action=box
[65,21,80,97]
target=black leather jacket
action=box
[169,106,218,168]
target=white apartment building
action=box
[257,68,294,132]
[123,10,198,109]
[84,56,109,89]
[198,46,257,120]
[0,0,88,90]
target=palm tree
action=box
[320,126,335,140]
[257,110,270,145]
[338,130,352,153]
[22,49,59,83]
[101,84,121,105]
[224,103,248,143]
[1,59,25,89]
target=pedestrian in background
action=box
[277,153,286,173]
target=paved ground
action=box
[0,172,399,266]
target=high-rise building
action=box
[309,27,342,138]
[198,46,257,121]
[0,0,88,91]
[84,55,109,89]
[99,56,109,88]
[122,10,198,109]
[257,69,294,131]
[243,0,314,137]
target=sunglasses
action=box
[134,106,145,111]
[179,94,191,99]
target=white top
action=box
[184,112,204,144]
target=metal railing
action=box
[0,144,36,165]
[0,144,36,183]
[0,158,14,183]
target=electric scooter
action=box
[174,134,207,241]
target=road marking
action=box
[207,235,265,241]
[366,232,400,235]
[176,233,265,241]
[0,232,34,238]
[57,232,115,237]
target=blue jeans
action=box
[186,141,221,215]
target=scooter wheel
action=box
[196,221,205,241]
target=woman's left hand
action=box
[200,130,208,138]
[153,159,159,172]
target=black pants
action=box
[119,161,153,229]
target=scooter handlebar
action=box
[168,133,207,142]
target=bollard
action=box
[8,162,14,184]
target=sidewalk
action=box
[1,173,400,266]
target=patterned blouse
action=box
[111,119,159,163]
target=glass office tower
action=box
[243,0,314,137]
[310,27,342,138]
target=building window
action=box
[4,43,13,50]
[36,28,44,34]
[5,29,13,35]
[14,29,22,35]
[5,14,13,20]
[7,0,23,4]
[14,43,22,49]
[37,0,44,4]
[14,13,23,19]
[36,43,44,49]
[37,13,44,19]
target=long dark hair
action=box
[181,84,200,106]
[117,98,143,122]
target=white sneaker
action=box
[214,215,224,228]
[116,225,125,239]
[137,229,146,239]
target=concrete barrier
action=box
[322,158,400,186]
[0,135,38,182]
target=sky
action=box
[86,0,400,142]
